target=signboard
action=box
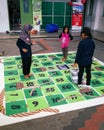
[72,2,84,31]
[32,0,42,31]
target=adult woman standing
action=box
[16,24,35,79]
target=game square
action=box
[42,61,54,66]
[24,88,43,98]
[5,90,24,102]
[46,94,67,107]
[6,100,27,116]
[68,53,76,59]
[5,75,20,84]
[32,58,40,63]
[39,58,50,62]
[53,61,63,65]
[92,60,101,66]
[61,70,71,76]
[35,72,49,79]
[57,64,69,70]
[23,80,36,87]
[66,75,73,82]
[4,65,17,71]
[4,57,16,62]
[92,71,104,78]
[32,63,42,68]
[46,66,57,71]
[94,86,104,95]
[64,59,75,64]
[91,79,104,87]
[48,70,63,77]
[94,65,104,71]
[81,88,100,100]
[4,61,16,66]
[42,85,60,96]
[53,76,69,84]
[15,60,22,65]
[57,82,76,93]
[32,67,44,73]
[38,78,54,86]
[5,82,17,91]
[63,91,85,103]
[4,70,18,76]
[27,97,48,111]
[15,57,21,61]
[100,78,104,84]
[91,67,96,71]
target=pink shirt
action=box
[60,33,70,48]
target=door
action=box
[20,0,33,27]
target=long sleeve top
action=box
[16,38,32,58]
[75,37,95,66]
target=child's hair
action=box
[62,25,70,34]
[81,27,92,39]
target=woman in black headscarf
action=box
[16,24,35,79]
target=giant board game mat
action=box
[0,52,104,126]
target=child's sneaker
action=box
[78,84,83,88]
[78,84,87,88]
[86,85,92,88]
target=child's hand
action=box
[22,48,28,53]
[72,63,78,68]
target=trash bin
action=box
[45,24,58,33]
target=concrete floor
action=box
[0,32,104,130]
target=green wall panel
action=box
[65,16,72,28]
[41,2,72,29]
[41,16,52,28]
[54,17,64,28]
[42,2,52,15]
[20,0,33,27]
[54,2,65,15]
[66,3,72,15]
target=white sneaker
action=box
[86,85,92,88]
[78,84,82,87]
[78,84,88,88]
[81,85,87,88]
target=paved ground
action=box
[0,31,104,130]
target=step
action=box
[63,106,97,130]
[85,120,100,130]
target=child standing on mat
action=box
[59,26,73,62]
[16,24,36,79]
[74,27,95,88]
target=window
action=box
[88,0,94,16]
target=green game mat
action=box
[0,52,104,126]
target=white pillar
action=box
[0,0,10,32]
